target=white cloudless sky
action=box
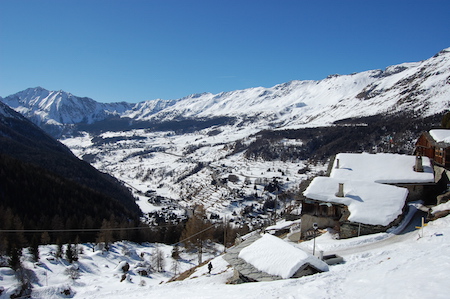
[1,0,449,103]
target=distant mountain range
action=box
[1,48,449,231]
[2,48,449,138]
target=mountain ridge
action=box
[2,47,449,138]
[1,50,449,231]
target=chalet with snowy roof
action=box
[264,219,301,237]
[300,153,435,239]
[330,153,435,202]
[415,129,450,169]
[223,233,328,283]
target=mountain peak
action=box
[1,88,133,137]
[1,47,449,137]
[434,47,450,58]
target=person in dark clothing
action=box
[208,262,212,274]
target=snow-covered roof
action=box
[238,234,328,279]
[430,129,450,144]
[432,201,450,214]
[330,153,434,184]
[303,177,408,226]
[265,219,300,231]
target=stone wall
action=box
[339,222,389,239]
[339,208,405,239]
[300,214,338,240]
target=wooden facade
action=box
[415,131,450,169]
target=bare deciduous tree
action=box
[152,246,165,272]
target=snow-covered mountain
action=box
[1,48,449,228]
[3,87,133,124]
[1,87,137,136]
[125,47,449,127]
[2,48,449,138]
[0,100,24,120]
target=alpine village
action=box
[1,48,450,298]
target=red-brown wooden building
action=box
[415,130,450,169]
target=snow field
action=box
[75,214,450,298]
[3,206,450,298]
[1,241,222,298]
[61,126,325,227]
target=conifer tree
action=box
[180,205,212,253]
[74,235,82,256]
[9,246,22,271]
[65,243,74,263]
[56,239,63,258]
[96,219,113,250]
[10,215,26,251]
[29,236,40,263]
[40,231,51,245]
[442,111,450,128]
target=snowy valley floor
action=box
[2,212,450,298]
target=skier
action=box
[208,262,213,274]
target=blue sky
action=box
[1,0,449,103]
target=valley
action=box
[61,124,324,229]
[2,48,448,231]
[0,47,449,299]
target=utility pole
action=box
[197,238,202,265]
[312,223,318,256]
[223,216,227,253]
[415,217,427,238]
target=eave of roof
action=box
[303,177,408,226]
[330,153,434,184]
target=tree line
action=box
[0,152,247,268]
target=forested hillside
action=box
[242,113,445,161]
[0,102,144,255]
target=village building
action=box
[302,177,408,239]
[223,233,328,283]
[264,219,301,237]
[330,153,435,202]
[300,153,435,239]
[415,130,450,203]
[415,129,450,169]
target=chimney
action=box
[335,159,340,169]
[335,183,345,197]
[414,155,424,172]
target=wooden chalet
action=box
[415,129,450,169]
[301,177,408,239]
[299,153,435,239]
